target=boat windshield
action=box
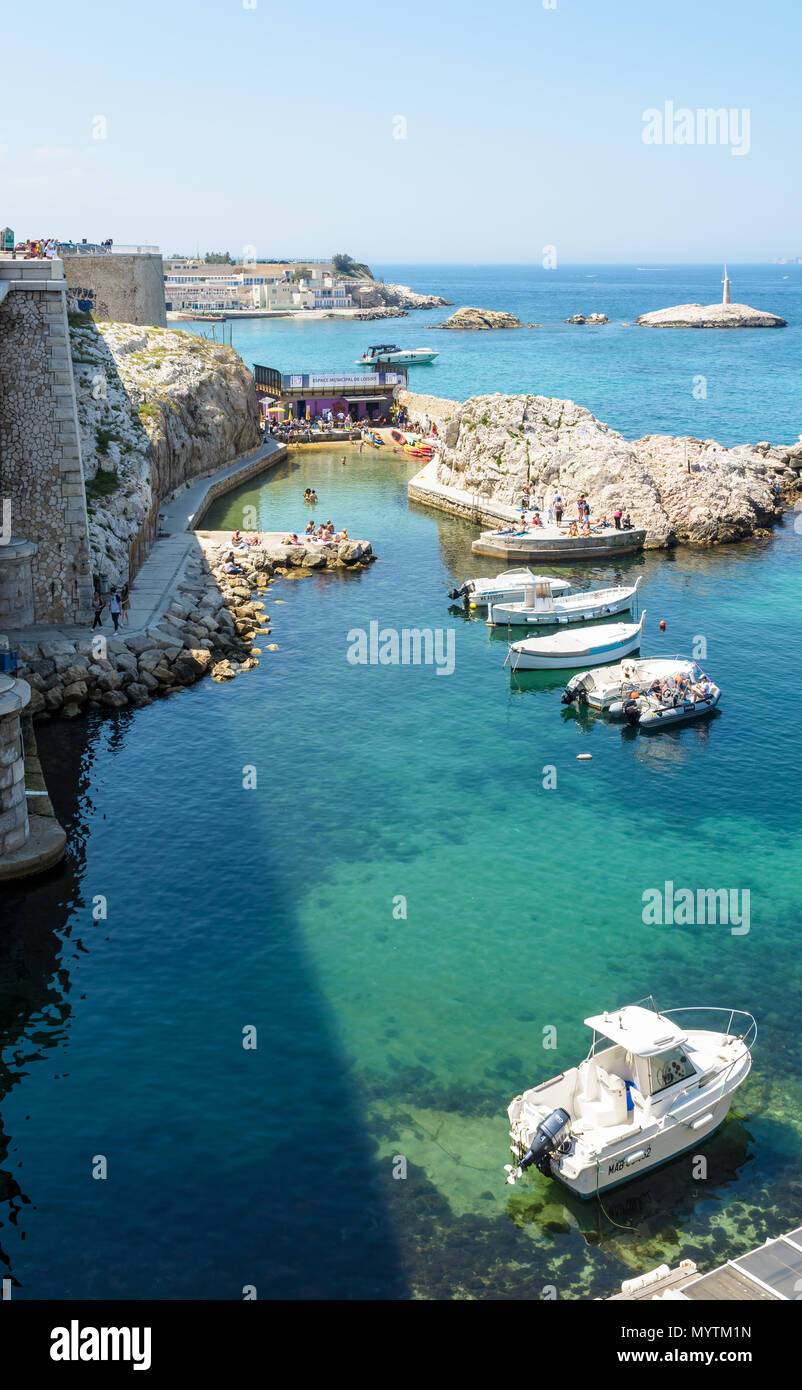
[648,1046,696,1095]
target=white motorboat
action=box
[356,344,439,366]
[487,577,640,627]
[562,657,721,727]
[505,998,756,1198]
[507,612,646,671]
[448,568,572,608]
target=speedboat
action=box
[562,657,720,727]
[507,612,646,671]
[448,568,572,609]
[488,577,640,627]
[505,998,756,1198]
[356,344,439,366]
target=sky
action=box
[2,0,801,263]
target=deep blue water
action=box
[2,266,801,1301]
[209,262,802,444]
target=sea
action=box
[2,264,802,1301]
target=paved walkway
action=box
[7,438,285,647]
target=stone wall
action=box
[0,259,94,623]
[0,676,30,855]
[63,253,167,328]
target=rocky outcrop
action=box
[352,306,409,320]
[565,312,609,325]
[637,302,787,328]
[352,280,451,311]
[70,318,262,579]
[429,307,523,331]
[430,393,781,548]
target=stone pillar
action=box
[0,538,37,628]
[0,674,30,855]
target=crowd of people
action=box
[515,490,633,535]
[646,671,714,706]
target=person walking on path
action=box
[91,590,105,629]
[109,587,122,632]
[120,582,131,624]
[553,495,564,526]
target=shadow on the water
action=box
[0,712,407,1300]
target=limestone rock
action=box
[430,307,523,331]
[636,301,787,329]
[432,392,779,548]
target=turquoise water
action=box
[2,266,802,1300]
[207,263,802,444]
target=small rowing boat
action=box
[507,612,646,671]
[488,577,640,627]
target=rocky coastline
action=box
[16,532,374,719]
[70,315,262,580]
[402,389,797,548]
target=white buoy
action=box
[577,753,592,761]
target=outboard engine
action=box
[519,1108,571,1177]
[623,698,641,726]
[447,581,473,602]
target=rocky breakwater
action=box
[637,302,787,328]
[430,393,781,547]
[14,531,375,718]
[429,307,523,331]
[69,315,262,579]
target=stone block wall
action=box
[63,253,167,327]
[0,259,94,624]
[0,678,30,855]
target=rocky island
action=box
[429,307,523,330]
[404,390,784,548]
[637,302,787,329]
[636,267,787,328]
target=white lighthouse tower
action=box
[722,264,731,305]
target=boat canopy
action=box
[585,1005,688,1057]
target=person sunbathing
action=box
[568,520,579,536]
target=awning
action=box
[584,1006,687,1057]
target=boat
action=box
[390,429,407,444]
[448,569,572,608]
[507,612,646,671]
[562,657,720,727]
[356,344,439,366]
[487,577,640,627]
[472,524,645,562]
[505,997,756,1198]
[362,429,384,447]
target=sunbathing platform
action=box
[471,524,646,561]
[607,1226,802,1301]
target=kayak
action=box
[390,429,406,444]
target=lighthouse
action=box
[722,264,731,305]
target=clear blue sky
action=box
[2,0,800,262]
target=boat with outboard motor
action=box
[562,657,720,727]
[488,577,640,627]
[507,612,646,671]
[449,568,572,609]
[505,998,756,1197]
